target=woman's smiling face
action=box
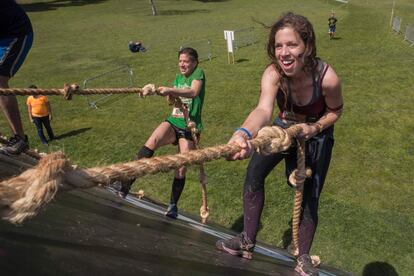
[274,27,306,77]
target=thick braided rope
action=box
[0,84,157,100]
[0,125,300,224]
[187,121,209,223]
[286,139,321,267]
[0,152,78,224]
[289,138,306,256]
[171,97,210,223]
[252,125,301,154]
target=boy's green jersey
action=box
[166,67,205,131]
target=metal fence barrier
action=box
[404,24,414,46]
[392,16,402,34]
[83,65,134,109]
[180,39,212,61]
[234,27,256,50]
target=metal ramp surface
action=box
[0,186,349,275]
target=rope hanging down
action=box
[0,84,158,100]
[287,139,321,267]
[0,125,301,224]
[168,96,209,223]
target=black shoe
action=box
[110,179,134,198]
[165,203,178,219]
[295,254,319,276]
[0,134,29,155]
[216,232,255,259]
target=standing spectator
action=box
[328,12,338,39]
[216,12,343,276]
[0,0,33,155]
[26,86,54,145]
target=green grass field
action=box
[3,0,414,274]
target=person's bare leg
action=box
[144,121,176,150]
[0,76,25,137]
[114,122,176,197]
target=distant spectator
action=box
[328,12,338,39]
[26,85,54,145]
[0,0,33,154]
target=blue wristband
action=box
[235,127,253,139]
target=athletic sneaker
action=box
[215,231,255,259]
[165,203,178,219]
[295,254,319,276]
[110,179,134,198]
[0,134,29,155]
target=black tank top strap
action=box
[317,61,329,94]
[298,60,328,107]
[276,59,331,123]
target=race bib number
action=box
[171,97,192,117]
[172,107,184,118]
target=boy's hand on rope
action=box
[140,84,157,97]
[157,86,172,96]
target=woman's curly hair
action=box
[266,12,318,102]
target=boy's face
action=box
[178,53,197,77]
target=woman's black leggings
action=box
[242,130,334,256]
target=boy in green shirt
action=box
[117,47,206,219]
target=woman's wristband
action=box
[235,127,253,139]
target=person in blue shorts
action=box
[0,0,33,155]
[328,12,337,39]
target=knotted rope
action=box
[286,139,321,267]
[0,84,158,100]
[0,125,300,224]
[186,121,209,224]
[288,138,307,255]
[171,96,210,223]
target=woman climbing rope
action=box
[215,12,343,276]
[114,47,206,219]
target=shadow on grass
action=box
[281,220,292,249]
[330,37,342,40]
[362,262,398,276]
[20,0,108,13]
[53,127,92,140]
[236,58,249,63]
[159,9,210,16]
[230,215,243,232]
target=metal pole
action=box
[390,0,396,28]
